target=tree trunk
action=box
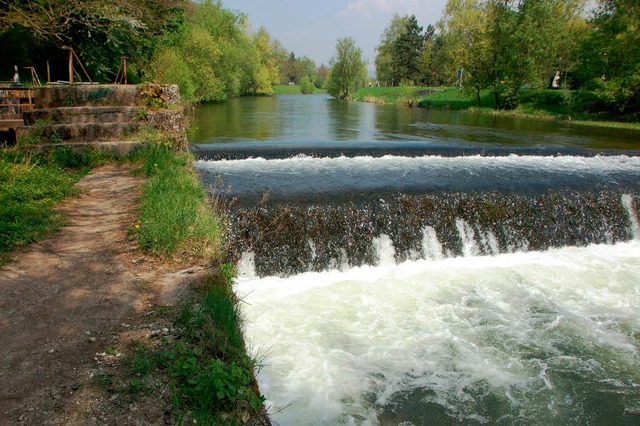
[494,91,500,109]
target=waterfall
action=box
[227,191,638,277]
[623,194,640,240]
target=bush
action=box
[300,76,315,94]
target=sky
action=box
[219,0,449,69]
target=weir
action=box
[195,153,640,277]
[190,95,640,425]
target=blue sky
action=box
[220,0,449,69]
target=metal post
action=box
[65,47,74,84]
[12,65,21,87]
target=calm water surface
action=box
[189,94,640,153]
[190,95,640,425]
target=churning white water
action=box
[236,238,640,425]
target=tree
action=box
[315,64,330,88]
[0,0,186,82]
[326,37,365,99]
[440,0,587,109]
[375,14,411,86]
[280,51,304,84]
[148,0,281,102]
[391,15,425,85]
[300,75,314,94]
[577,0,640,114]
[242,26,281,95]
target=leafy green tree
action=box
[299,57,318,81]
[577,0,640,114]
[281,51,305,84]
[391,15,425,85]
[0,0,186,82]
[375,14,411,86]
[422,30,448,86]
[148,0,282,101]
[234,25,283,96]
[315,64,330,88]
[326,37,365,99]
[300,75,314,94]
[440,0,587,109]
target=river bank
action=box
[0,144,268,425]
[350,86,640,130]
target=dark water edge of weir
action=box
[224,190,639,278]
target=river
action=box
[189,95,640,425]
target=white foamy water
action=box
[236,241,640,425]
[197,154,640,178]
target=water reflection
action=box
[189,94,640,152]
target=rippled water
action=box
[190,95,640,425]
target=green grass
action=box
[166,273,264,424]
[134,144,222,261]
[108,269,265,425]
[352,86,640,128]
[568,120,640,130]
[0,146,124,264]
[272,84,326,95]
[352,86,496,109]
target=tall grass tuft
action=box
[135,144,222,261]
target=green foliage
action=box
[165,275,265,423]
[0,0,187,83]
[169,348,259,419]
[391,15,425,85]
[147,1,281,102]
[576,0,640,115]
[135,144,222,260]
[220,263,237,285]
[0,150,84,264]
[439,0,588,109]
[376,14,412,86]
[326,37,366,99]
[300,76,315,94]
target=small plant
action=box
[92,371,115,392]
[62,92,76,107]
[50,129,64,143]
[105,346,118,356]
[138,83,168,109]
[17,127,45,145]
[134,108,149,121]
[220,262,237,285]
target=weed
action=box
[92,371,115,392]
[16,127,45,145]
[105,346,118,356]
[139,83,168,109]
[134,108,149,121]
[220,262,237,285]
[62,92,76,107]
[50,129,64,143]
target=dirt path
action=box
[0,165,200,425]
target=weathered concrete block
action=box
[35,85,139,108]
[24,106,142,125]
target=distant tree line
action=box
[373,0,640,114]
